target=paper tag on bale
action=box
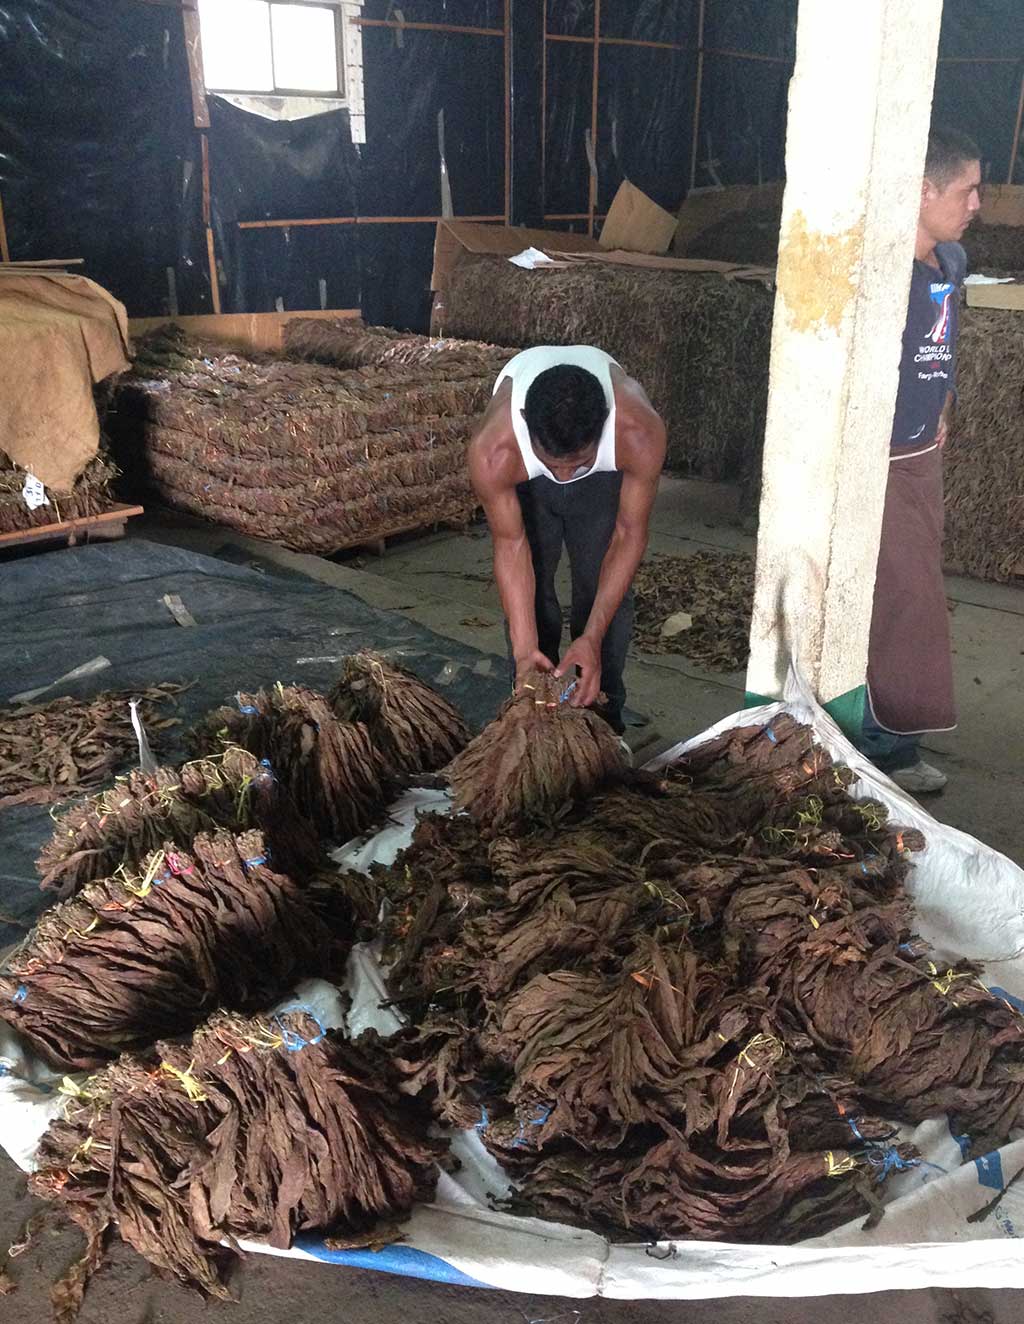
[661,610,693,638]
[22,473,49,511]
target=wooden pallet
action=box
[0,503,144,552]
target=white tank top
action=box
[493,345,619,485]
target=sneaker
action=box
[890,760,947,794]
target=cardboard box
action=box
[599,181,678,256]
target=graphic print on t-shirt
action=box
[927,282,955,344]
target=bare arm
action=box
[467,398,552,682]
[556,390,666,707]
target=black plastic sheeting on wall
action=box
[0,0,209,316]
[543,1,699,219]
[936,2,1024,183]
[7,2,1024,331]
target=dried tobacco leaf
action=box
[30,1010,446,1301]
[1,830,346,1069]
[0,684,185,809]
[447,671,626,833]
[330,651,470,776]
[37,745,320,899]
[190,684,388,842]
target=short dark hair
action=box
[522,365,609,457]
[925,127,981,188]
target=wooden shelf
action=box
[0,503,144,552]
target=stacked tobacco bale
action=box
[962,222,1024,273]
[109,324,505,554]
[30,1009,445,1306]
[0,684,184,810]
[284,316,515,376]
[0,449,120,536]
[373,713,1024,1243]
[442,251,774,483]
[944,307,1024,582]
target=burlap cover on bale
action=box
[0,272,130,491]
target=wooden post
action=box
[1008,69,1024,185]
[504,0,512,223]
[0,191,10,263]
[200,133,221,314]
[588,0,601,237]
[689,0,706,191]
[182,4,211,129]
[745,0,943,732]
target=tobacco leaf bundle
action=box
[329,651,470,776]
[0,684,184,809]
[447,671,627,833]
[190,685,389,842]
[36,746,321,899]
[0,830,344,1069]
[30,1010,446,1304]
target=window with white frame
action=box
[198,0,365,136]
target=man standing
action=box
[860,128,981,792]
[468,346,666,735]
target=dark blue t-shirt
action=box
[890,241,966,450]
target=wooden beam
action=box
[206,227,221,314]
[600,36,686,52]
[703,47,792,64]
[181,4,210,128]
[541,0,548,205]
[200,133,211,227]
[545,33,687,52]
[0,192,10,263]
[1009,70,1024,185]
[352,18,503,38]
[504,0,511,223]
[236,214,506,229]
[129,310,361,353]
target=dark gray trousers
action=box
[512,471,632,734]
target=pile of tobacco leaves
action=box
[0,448,120,536]
[371,713,1024,1244]
[10,657,1024,1311]
[632,549,754,671]
[30,1009,445,1315]
[0,656,475,1312]
[0,684,185,809]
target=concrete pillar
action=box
[745,0,943,733]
